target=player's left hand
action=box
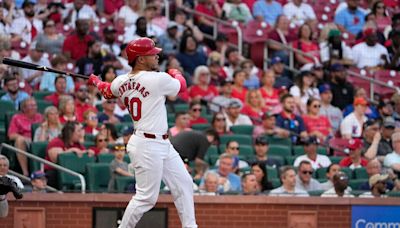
[88,74,100,86]
[167,69,183,78]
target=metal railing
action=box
[177,6,243,55]
[1,143,86,193]
[8,169,60,193]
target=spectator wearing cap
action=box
[241,173,259,195]
[83,109,99,135]
[253,111,289,139]
[384,132,400,173]
[320,163,342,190]
[252,0,282,26]
[108,143,134,192]
[241,89,268,125]
[340,97,368,139]
[74,83,97,123]
[8,98,43,176]
[44,75,69,107]
[248,136,282,168]
[294,136,331,169]
[231,69,248,103]
[62,18,94,61]
[207,57,226,87]
[339,139,368,169]
[209,80,242,113]
[34,19,65,55]
[169,111,192,137]
[20,42,50,88]
[259,70,281,113]
[188,100,208,127]
[10,0,43,44]
[250,161,274,192]
[376,117,396,157]
[282,0,316,27]
[98,98,123,124]
[267,15,296,64]
[359,159,395,191]
[211,112,230,135]
[40,55,75,94]
[319,83,343,133]
[157,21,180,57]
[328,63,354,110]
[387,29,400,71]
[33,106,62,142]
[302,98,332,142]
[1,74,30,110]
[359,174,389,198]
[269,166,309,196]
[29,171,48,193]
[321,172,353,197]
[289,70,320,114]
[101,26,121,57]
[76,40,104,76]
[58,95,76,124]
[63,0,98,28]
[223,99,252,131]
[188,66,219,103]
[276,94,308,144]
[292,24,320,67]
[116,0,140,27]
[352,28,389,69]
[334,0,366,36]
[362,120,382,160]
[296,160,322,191]
[319,29,354,66]
[270,56,293,89]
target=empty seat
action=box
[116,176,135,193]
[29,141,48,173]
[86,163,110,192]
[268,145,292,157]
[230,125,254,135]
[353,168,368,179]
[97,153,115,163]
[220,134,253,145]
[191,123,211,131]
[57,153,96,190]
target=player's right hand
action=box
[88,74,100,86]
[167,69,183,78]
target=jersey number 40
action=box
[124,97,142,121]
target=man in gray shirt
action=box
[295,160,322,191]
[319,84,343,133]
[269,166,309,196]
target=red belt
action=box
[141,132,169,140]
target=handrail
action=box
[178,6,243,55]
[1,143,86,193]
[8,169,61,193]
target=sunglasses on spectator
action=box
[216,117,226,121]
[376,5,385,9]
[97,138,108,142]
[79,88,88,92]
[313,104,321,108]
[229,147,240,150]
[192,108,202,112]
[302,171,313,175]
[89,116,98,120]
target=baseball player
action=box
[88,37,197,228]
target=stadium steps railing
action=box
[7,169,61,193]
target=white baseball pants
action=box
[119,134,197,228]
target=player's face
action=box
[141,55,160,71]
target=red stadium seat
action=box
[373,70,399,97]
[329,137,350,157]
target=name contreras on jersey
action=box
[118,80,150,98]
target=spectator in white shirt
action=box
[321,172,354,197]
[21,41,50,88]
[340,97,368,139]
[63,0,98,28]
[117,0,140,27]
[282,0,316,27]
[10,0,43,44]
[223,100,252,131]
[294,136,332,169]
[352,28,389,69]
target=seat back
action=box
[29,141,48,173]
[86,163,110,193]
[57,153,96,190]
[220,134,253,145]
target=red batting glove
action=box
[88,74,115,99]
[88,74,101,86]
[167,69,182,78]
[167,69,187,93]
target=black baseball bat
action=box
[1,57,89,79]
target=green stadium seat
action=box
[316,167,328,179]
[32,91,52,100]
[238,145,254,160]
[269,155,285,167]
[96,104,103,112]
[268,145,292,157]
[167,113,175,122]
[122,114,132,123]
[173,103,189,112]
[204,146,219,165]
[351,190,367,197]
[308,190,324,196]
[83,141,95,148]
[116,176,135,193]
[84,134,96,142]
[292,146,328,156]
[57,153,96,190]
[86,163,110,192]
[123,154,131,163]
[230,125,254,135]
[30,123,41,141]
[4,111,17,142]
[270,178,281,188]
[191,123,211,131]
[354,168,368,179]
[330,156,344,164]
[97,153,115,163]
[317,178,327,183]
[220,134,253,145]
[387,191,400,197]
[36,100,52,113]
[341,167,353,179]
[266,136,292,146]
[0,101,15,139]
[285,156,297,166]
[266,166,278,180]
[29,141,48,173]
[239,166,251,174]
[349,179,368,190]
[202,114,213,123]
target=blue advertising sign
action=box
[352,205,400,228]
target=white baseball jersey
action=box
[110,71,180,134]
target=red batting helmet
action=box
[126,37,162,63]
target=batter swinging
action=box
[88,37,197,228]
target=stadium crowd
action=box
[0,0,400,198]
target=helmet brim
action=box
[144,47,162,56]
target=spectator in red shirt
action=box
[292,23,320,66]
[74,83,97,122]
[89,133,110,156]
[340,139,369,169]
[62,19,93,61]
[101,0,124,20]
[83,110,99,135]
[58,95,76,124]
[188,100,208,127]
[194,0,222,35]
[302,98,332,142]
[268,15,296,64]
[372,1,392,32]
[241,89,267,125]
[188,65,219,102]
[45,121,93,188]
[259,70,281,113]
[231,69,248,103]
[211,112,230,135]
[8,98,43,176]
[44,75,68,108]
